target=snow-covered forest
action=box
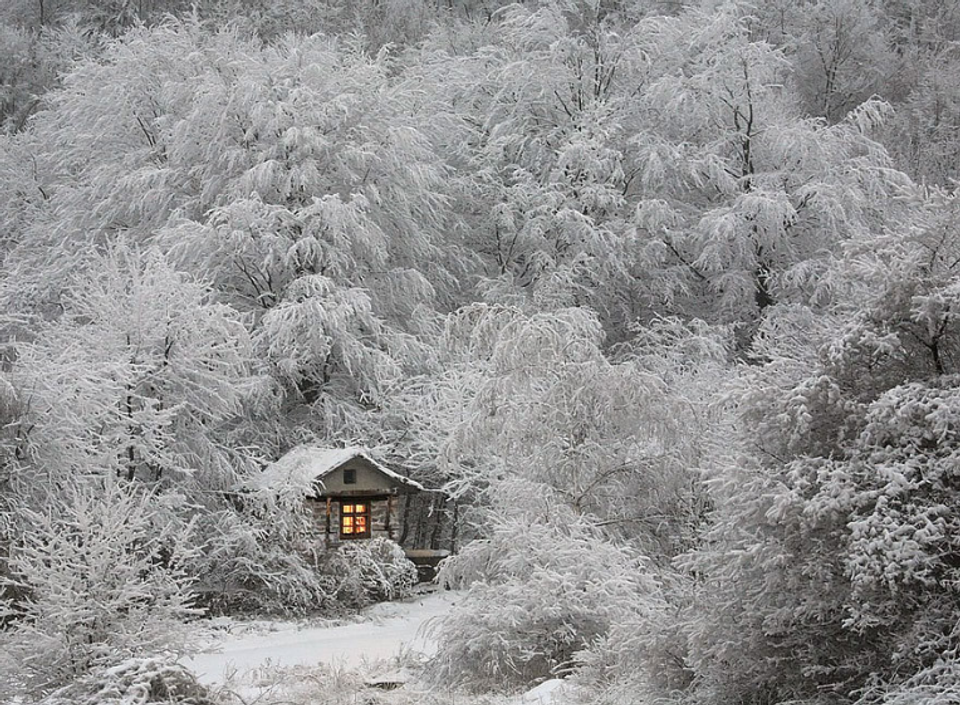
[1,0,959,703]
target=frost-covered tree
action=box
[626,2,911,335]
[749,0,897,123]
[427,481,663,693]
[0,0,193,31]
[885,55,960,185]
[7,244,255,492]
[411,1,910,344]
[412,1,654,333]
[0,480,199,697]
[666,187,960,705]
[387,302,727,695]
[0,19,463,450]
[393,303,723,558]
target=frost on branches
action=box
[427,481,661,694]
[0,481,199,698]
[679,189,960,705]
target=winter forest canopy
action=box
[1,0,960,703]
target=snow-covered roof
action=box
[252,445,426,493]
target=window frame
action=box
[339,500,371,539]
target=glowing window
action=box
[340,501,370,539]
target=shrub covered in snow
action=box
[187,489,338,616]
[324,537,418,609]
[426,482,660,693]
[571,571,695,705]
[0,480,199,696]
[38,656,216,705]
[665,205,960,705]
[187,480,417,615]
[869,654,960,705]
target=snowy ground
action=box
[182,589,569,705]
[184,589,456,685]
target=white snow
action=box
[183,590,456,686]
[183,592,574,705]
[250,445,427,492]
[516,678,569,704]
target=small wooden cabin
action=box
[256,446,427,546]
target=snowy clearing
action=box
[182,590,569,705]
[183,589,457,686]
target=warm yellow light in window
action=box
[340,502,370,537]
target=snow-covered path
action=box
[183,590,457,686]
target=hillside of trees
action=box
[1,1,959,704]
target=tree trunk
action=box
[429,495,445,550]
[450,499,459,553]
[398,493,412,546]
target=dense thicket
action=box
[1,1,959,704]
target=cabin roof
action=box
[253,445,426,493]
